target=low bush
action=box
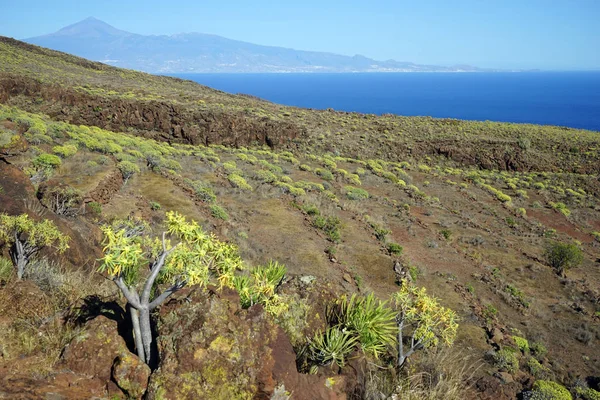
[32,153,62,170]
[544,241,583,275]
[117,161,140,183]
[315,168,334,181]
[228,174,253,191]
[185,179,217,203]
[493,348,519,373]
[528,380,572,400]
[313,215,342,243]
[210,204,229,221]
[344,186,369,200]
[87,201,102,216]
[52,144,78,158]
[387,242,404,255]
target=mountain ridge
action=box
[24,17,501,73]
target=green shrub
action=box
[87,201,102,216]
[575,388,600,400]
[33,153,62,169]
[544,241,583,275]
[493,348,519,373]
[222,161,238,173]
[52,144,78,158]
[386,242,403,255]
[315,168,334,181]
[150,201,161,211]
[440,229,452,240]
[274,182,306,197]
[346,173,362,186]
[185,179,216,203]
[313,215,342,243]
[408,265,420,282]
[530,342,548,359]
[483,304,498,324]
[210,204,229,221]
[512,336,530,353]
[370,222,391,241]
[301,204,320,216]
[496,192,512,203]
[228,174,253,191]
[258,159,283,174]
[254,169,278,183]
[344,186,369,200]
[527,358,550,379]
[117,161,140,183]
[530,380,572,400]
[299,164,312,172]
[550,202,571,217]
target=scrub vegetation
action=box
[0,37,599,399]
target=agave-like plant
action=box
[338,293,398,359]
[233,261,286,308]
[309,326,358,367]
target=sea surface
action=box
[172,72,600,131]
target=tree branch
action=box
[114,276,142,309]
[149,280,187,310]
[141,234,179,304]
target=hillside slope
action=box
[0,38,599,399]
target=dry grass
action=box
[0,258,116,369]
[392,349,481,400]
[357,349,480,400]
[24,258,115,307]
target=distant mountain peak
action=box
[38,17,132,39]
[24,18,498,73]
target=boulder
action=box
[112,353,151,399]
[60,316,132,382]
[146,287,346,400]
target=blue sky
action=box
[1,0,599,70]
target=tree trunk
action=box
[139,307,153,366]
[12,238,27,281]
[397,320,406,368]
[130,306,145,364]
[16,256,26,280]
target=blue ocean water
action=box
[172,72,600,131]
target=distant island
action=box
[24,17,516,74]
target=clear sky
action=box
[1,0,599,70]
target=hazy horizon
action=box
[1,0,599,71]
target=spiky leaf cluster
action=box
[393,282,459,349]
[99,211,244,288]
[0,213,70,253]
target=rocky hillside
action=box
[0,38,599,400]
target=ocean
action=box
[172,72,600,131]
